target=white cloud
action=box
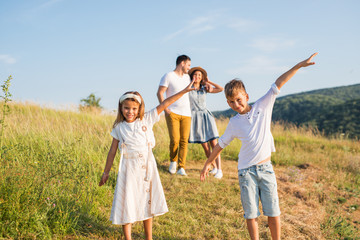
[163,15,219,42]
[36,0,64,9]
[162,13,266,58]
[0,55,16,64]
[227,18,260,31]
[163,29,186,42]
[20,0,66,21]
[163,13,261,42]
[189,16,214,26]
[227,56,288,75]
[189,25,215,35]
[250,38,296,52]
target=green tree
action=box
[80,93,102,109]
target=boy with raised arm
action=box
[200,53,318,240]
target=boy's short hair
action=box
[224,79,247,98]
[176,55,191,66]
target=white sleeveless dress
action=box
[109,108,168,225]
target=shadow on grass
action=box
[74,212,121,238]
[68,211,191,240]
[59,194,191,240]
[157,162,201,174]
[157,163,170,173]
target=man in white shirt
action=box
[157,55,192,176]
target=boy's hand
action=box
[200,164,210,182]
[275,52,318,90]
[99,172,109,186]
[298,52,318,68]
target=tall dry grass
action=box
[1,102,359,239]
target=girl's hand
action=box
[156,78,196,115]
[99,172,109,186]
[184,78,196,92]
[200,164,210,182]
[297,52,318,68]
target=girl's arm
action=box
[156,79,195,115]
[205,78,224,93]
[99,138,119,186]
[275,52,318,90]
[200,144,223,181]
[156,86,171,114]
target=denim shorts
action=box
[238,161,281,219]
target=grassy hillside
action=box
[1,102,359,239]
[213,84,360,139]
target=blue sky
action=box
[1,0,359,112]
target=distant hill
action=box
[213,84,360,138]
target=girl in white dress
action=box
[99,79,194,240]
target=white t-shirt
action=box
[111,108,160,152]
[218,83,280,170]
[159,71,191,117]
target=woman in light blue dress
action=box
[188,67,224,179]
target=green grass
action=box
[1,102,359,239]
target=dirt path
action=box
[186,159,359,239]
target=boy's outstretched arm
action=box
[156,79,195,114]
[200,144,223,181]
[275,52,318,90]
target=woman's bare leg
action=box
[201,142,216,168]
[210,139,221,170]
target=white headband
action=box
[119,93,141,104]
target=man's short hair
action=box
[224,79,247,98]
[176,55,191,66]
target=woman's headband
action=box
[119,93,141,104]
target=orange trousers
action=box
[165,112,191,169]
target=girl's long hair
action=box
[113,91,145,128]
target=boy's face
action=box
[226,91,249,114]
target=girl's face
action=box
[121,100,140,123]
[192,71,203,84]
